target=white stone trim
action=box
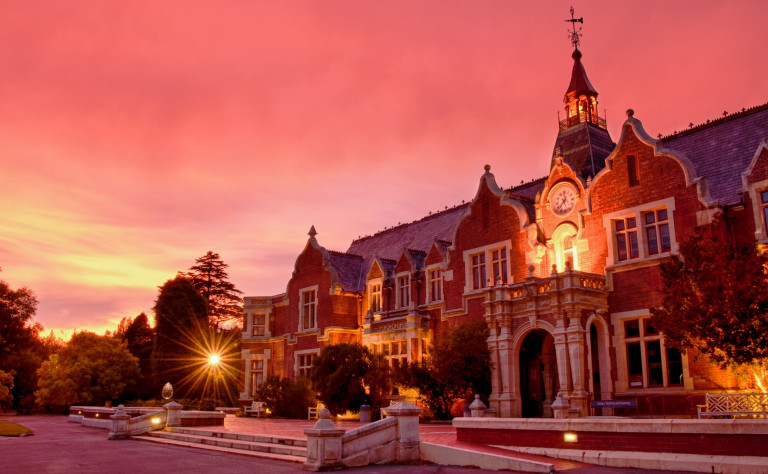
[294,348,320,378]
[744,178,768,243]
[298,285,319,332]
[394,271,412,309]
[602,197,677,268]
[462,240,512,294]
[426,264,444,303]
[610,310,691,394]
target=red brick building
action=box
[240,46,768,418]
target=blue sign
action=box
[590,400,636,408]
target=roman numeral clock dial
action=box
[551,184,576,216]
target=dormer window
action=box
[428,268,443,302]
[397,275,410,308]
[369,281,382,313]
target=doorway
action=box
[519,329,558,418]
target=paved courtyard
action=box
[0,415,692,473]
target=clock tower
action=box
[550,10,614,181]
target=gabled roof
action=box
[660,103,768,205]
[346,204,469,275]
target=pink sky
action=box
[1,1,766,338]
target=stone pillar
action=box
[108,404,130,440]
[567,314,588,417]
[164,401,183,428]
[540,354,555,418]
[383,402,422,463]
[469,395,486,418]
[303,408,345,471]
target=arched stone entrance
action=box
[519,329,559,418]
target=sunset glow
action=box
[1,1,766,337]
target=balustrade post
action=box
[303,408,345,471]
[108,404,130,440]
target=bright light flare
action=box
[208,354,220,365]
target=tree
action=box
[0,370,13,407]
[255,376,315,419]
[35,332,140,410]
[310,343,388,416]
[650,234,768,370]
[395,319,491,419]
[182,251,243,330]
[0,277,51,411]
[115,313,154,398]
[151,276,209,398]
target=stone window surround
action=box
[244,307,272,339]
[602,197,678,269]
[298,285,319,332]
[294,348,320,378]
[242,348,270,399]
[395,272,411,309]
[462,240,512,295]
[746,179,768,243]
[552,222,580,272]
[611,309,691,394]
[426,265,444,303]
[368,278,383,314]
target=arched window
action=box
[553,223,579,272]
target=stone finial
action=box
[551,264,558,275]
[626,108,634,118]
[528,264,535,278]
[469,394,487,417]
[308,225,317,239]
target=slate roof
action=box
[660,103,768,206]
[327,251,365,292]
[326,205,470,291]
[551,122,615,180]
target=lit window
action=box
[762,190,768,235]
[491,248,508,285]
[397,275,410,308]
[615,217,639,261]
[300,289,317,330]
[428,269,443,302]
[251,359,265,395]
[369,282,382,313]
[297,353,316,378]
[252,314,266,336]
[381,339,408,367]
[471,253,487,290]
[644,210,670,255]
[623,317,683,389]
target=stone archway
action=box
[519,329,559,418]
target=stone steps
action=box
[133,427,306,463]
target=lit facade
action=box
[240,47,768,418]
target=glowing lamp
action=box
[151,417,161,424]
[209,354,220,365]
[563,432,577,443]
[95,413,99,417]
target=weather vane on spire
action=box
[565,6,583,50]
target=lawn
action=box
[0,420,33,436]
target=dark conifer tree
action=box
[183,251,243,330]
[151,276,208,398]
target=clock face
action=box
[552,185,576,216]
